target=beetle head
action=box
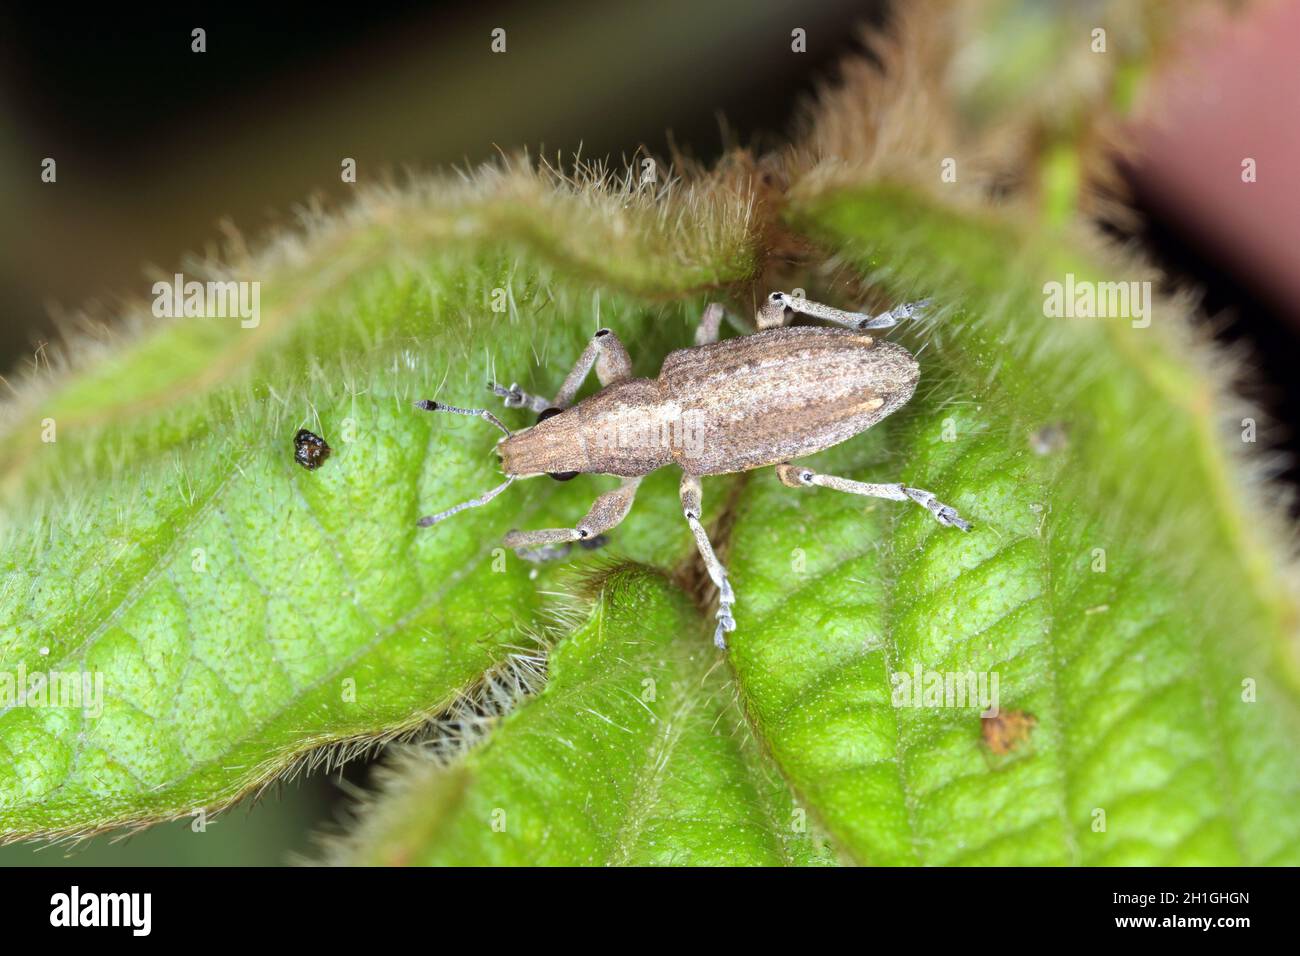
[496,406,583,481]
[414,399,589,529]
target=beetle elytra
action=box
[415,292,970,649]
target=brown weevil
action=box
[415,293,970,649]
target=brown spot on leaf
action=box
[981,710,1037,755]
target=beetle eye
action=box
[548,470,579,481]
[770,292,783,302]
[536,407,563,424]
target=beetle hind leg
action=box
[776,464,972,531]
[679,473,736,650]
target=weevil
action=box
[415,292,971,650]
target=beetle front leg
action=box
[549,328,634,409]
[502,476,641,556]
[490,327,635,417]
[508,534,609,564]
[755,292,790,330]
[693,303,727,345]
[679,473,736,650]
[776,464,972,531]
[487,381,551,414]
[758,291,873,329]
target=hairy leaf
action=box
[325,569,836,866]
[4,14,1299,864]
[719,184,1300,864]
[329,188,1300,868]
[0,167,757,838]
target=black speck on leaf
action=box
[294,429,331,470]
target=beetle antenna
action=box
[418,475,516,527]
[414,400,512,438]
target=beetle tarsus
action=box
[713,576,737,650]
[489,381,550,414]
[904,487,972,531]
[513,533,609,563]
[857,298,933,331]
[502,479,640,552]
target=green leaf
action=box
[0,166,758,838]
[319,181,1300,866]
[323,568,836,866]
[5,31,1299,864]
[718,183,1300,864]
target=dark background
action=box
[0,1,878,370]
[2,1,1296,864]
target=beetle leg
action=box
[776,463,972,531]
[765,291,933,331]
[490,328,635,417]
[693,302,727,345]
[487,381,551,414]
[856,299,933,331]
[550,328,634,410]
[502,477,641,552]
[679,473,737,650]
[511,534,609,564]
